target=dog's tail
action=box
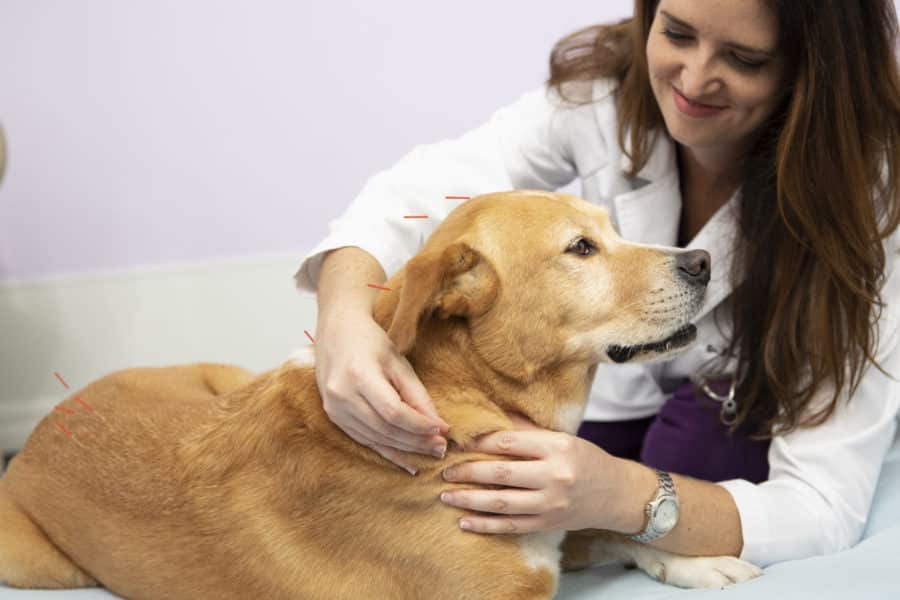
[0,476,98,589]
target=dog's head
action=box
[379,191,709,382]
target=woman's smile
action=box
[672,85,728,118]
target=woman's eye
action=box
[661,28,767,72]
[661,28,692,43]
[568,238,595,257]
[729,54,766,71]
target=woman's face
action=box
[645,0,785,156]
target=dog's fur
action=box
[0,191,761,598]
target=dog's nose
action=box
[676,250,711,285]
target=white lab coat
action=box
[294,77,900,568]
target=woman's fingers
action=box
[370,443,420,476]
[323,369,446,454]
[441,459,546,489]
[456,515,546,535]
[439,488,547,516]
[359,371,447,437]
[463,429,558,459]
[339,421,419,475]
[342,407,445,455]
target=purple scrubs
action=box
[576,379,770,484]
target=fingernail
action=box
[405,465,418,476]
[432,444,446,458]
[459,520,471,530]
[442,467,455,480]
[440,492,451,503]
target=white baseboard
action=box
[0,253,318,451]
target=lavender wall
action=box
[2,1,896,282]
[0,0,631,282]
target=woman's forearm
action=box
[315,246,387,326]
[608,458,744,557]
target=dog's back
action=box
[0,364,258,596]
[0,362,557,599]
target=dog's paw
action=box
[645,554,763,589]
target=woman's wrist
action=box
[604,457,660,535]
[318,300,370,328]
[315,247,385,328]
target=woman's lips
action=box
[672,86,727,118]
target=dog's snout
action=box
[676,250,711,285]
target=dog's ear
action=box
[387,241,499,356]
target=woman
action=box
[294,0,900,568]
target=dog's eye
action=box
[567,238,595,257]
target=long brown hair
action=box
[547,0,900,438]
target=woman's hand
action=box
[315,306,450,475]
[438,416,629,534]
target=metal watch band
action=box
[629,469,678,543]
[657,470,676,495]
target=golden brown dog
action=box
[0,191,761,598]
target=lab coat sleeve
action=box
[293,85,582,296]
[717,231,900,568]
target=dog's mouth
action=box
[606,324,697,364]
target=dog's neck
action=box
[374,309,596,447]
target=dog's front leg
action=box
[560,529,627,571]
[560,530,763,588]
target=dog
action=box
[0,191,762,598]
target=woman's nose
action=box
[679,52,722,99]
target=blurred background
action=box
[0,0,633,454]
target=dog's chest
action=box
[552,403,587,434]
[518,530,565,575]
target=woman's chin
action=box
[665,123,729,152]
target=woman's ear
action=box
[386,241,499,356]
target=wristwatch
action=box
[629,469,680,543]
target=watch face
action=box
[654,498,679,531]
